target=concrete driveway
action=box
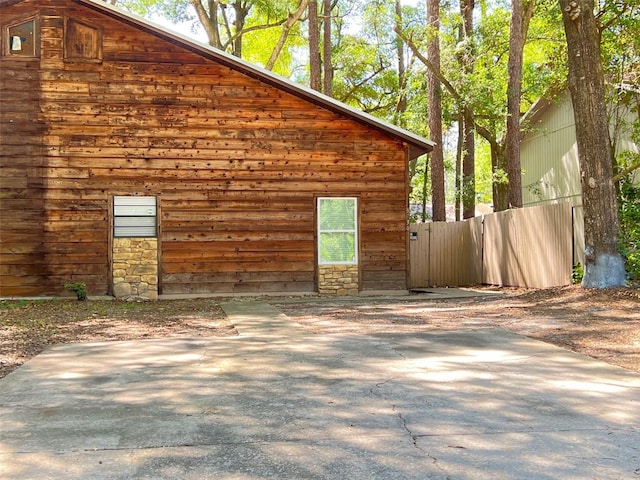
[1,301,639,479]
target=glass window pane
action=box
[319,232,356,263]
[8,20,36,57]
[319,198,355,230]
[317,197,357,264]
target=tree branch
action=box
[394,26,498,148]
[596,3,629,34]
[265,0,309,70]
[338,63,389,103]
[613,160,640,182]
[238,19,288,35]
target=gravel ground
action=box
[1,285,639,379]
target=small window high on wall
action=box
[4,18,37,57]
[317,197,358,265]
[113,196,157,238]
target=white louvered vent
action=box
[113,196,157,238]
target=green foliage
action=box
[113,0,636,219]
[0,299,37,310]
[119,0,194,24]
[618,172,640,283]
[615,91,640,282]
[319,233,356,263]
[521,0,567,104]
[599,1,640,84]
[572,263,584,284]
[64,282,88,301]
[242,0,305,75]
[474,140,495,205]
[117,0,301,58]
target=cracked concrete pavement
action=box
[1,300,639,479]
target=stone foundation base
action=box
[318,264,359,296]
[112,238,158,300]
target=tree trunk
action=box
[322,0,333,96]
[505,0,534,209]
[232,1,249,57]
[309,0,321,91]
[394,0,407,126]
[462,112,476,218]
[190,0,221,49]
[455,116,463,221]
[421,159,430,222]
[559,0,626,287]
[492,142,509,212]
[427,0,445,221]
[460,0,475,219]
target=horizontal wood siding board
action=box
[1,0,410,295]
[71,0,432,156]
[162,251,315,263]
[161,281,316,295]
[163,271,314,281]
[0,15,48,296]
[361,270,407,291]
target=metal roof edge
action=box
[519,89,571,140]
[62,0,434,159]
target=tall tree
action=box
[427,0,445,221]
[559,0,626,287]
[394,0,407,126]
[460,0,476,219]
[323,0,334,96]
[505,0,535,209]
[309,0,322,91]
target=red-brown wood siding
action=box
[0,0,410,296]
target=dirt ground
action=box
[1,285,639,379]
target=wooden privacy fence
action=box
[409,202,573,289]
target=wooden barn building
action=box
[0,0,433,299]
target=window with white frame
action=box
[317,197,358,265]
[113,196,157,238]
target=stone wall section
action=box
[112,238,158,300]
[318,265,359,296]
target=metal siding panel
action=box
[521,92,582,206]
[409,223,430,288]
[410,204,571,289]
[572,205,585,266]
[430,220,482,287]
[483,203,572,288]
[483,212,507,286]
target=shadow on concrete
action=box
[1,310,639,479]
